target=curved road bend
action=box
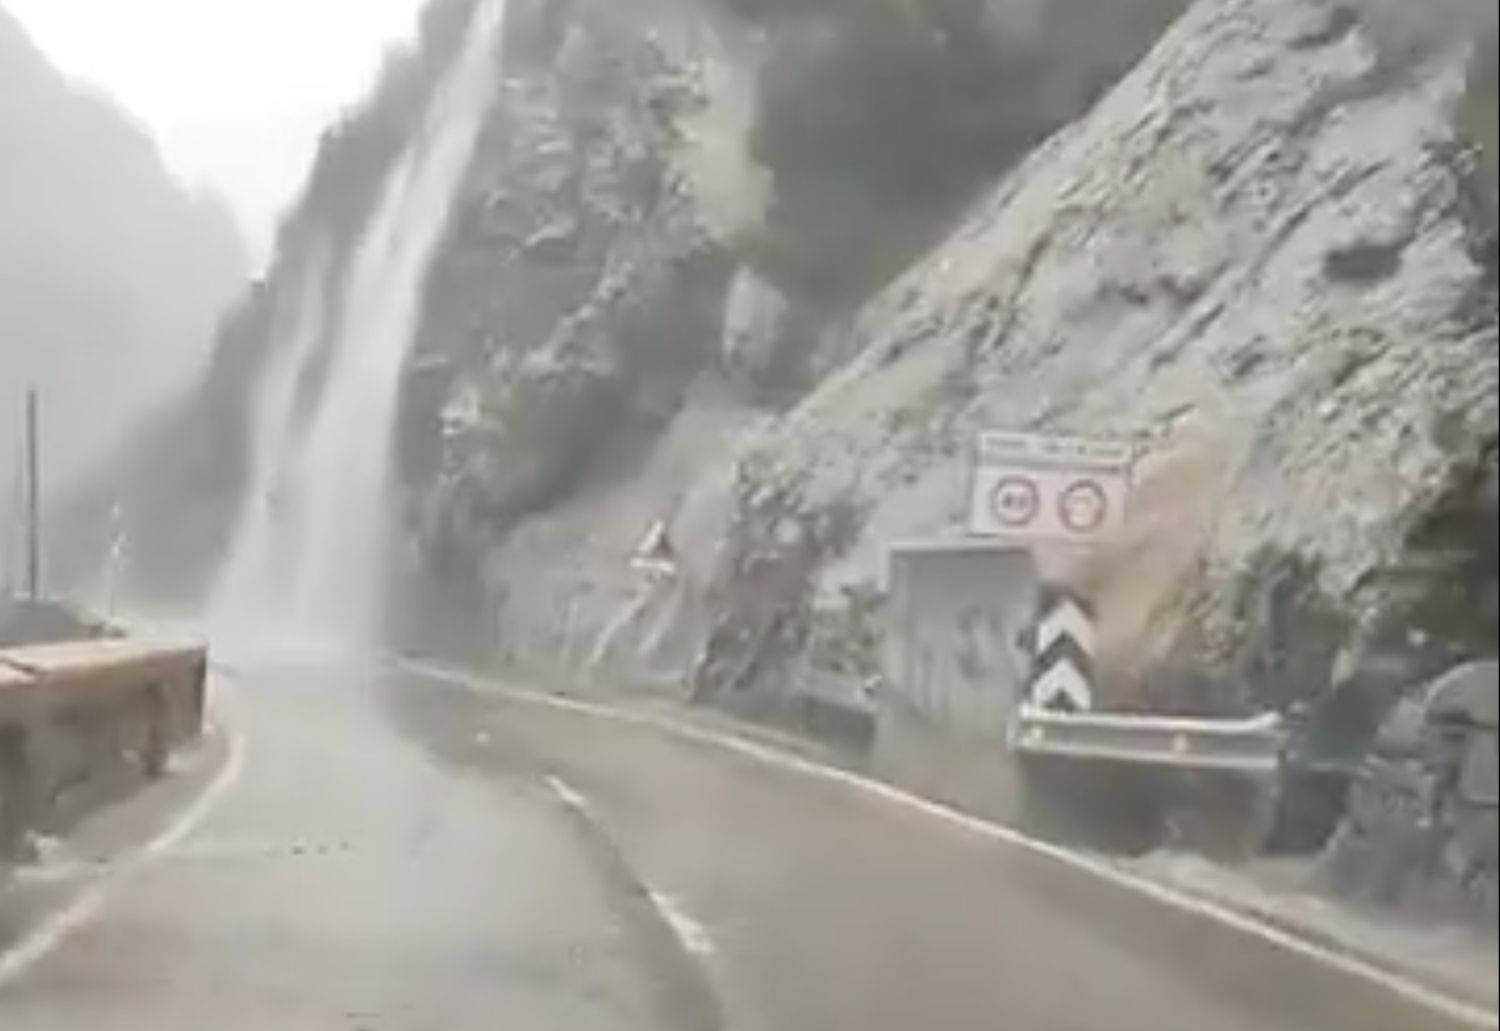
[0,660,1492,1030]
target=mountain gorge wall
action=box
[672,0,1499,718]
[426,0,1497,715]
[76,0,1497,724]
[381,0,1202,665]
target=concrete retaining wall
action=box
[869,544,1040,821]
[881,543,1038,736]
[0,639,206,861]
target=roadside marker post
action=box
[1029,586,1096,713]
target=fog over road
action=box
[0,660,1488,1030]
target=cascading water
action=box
[210,243,332,635]
[213,0,508,650]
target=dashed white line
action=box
[14,836,355,885]
[402,658,1500,1030]
[543,773,717,963]
[648,889,716,959]
[545,774,592,815]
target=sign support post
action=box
[25,389,40,602]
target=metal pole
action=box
[3,443,16,599]
[25,389,40,601]
[106,503,124,619]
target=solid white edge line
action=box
[543,773,717,963]
[0,707,246,989]
[401,658,1499,1030]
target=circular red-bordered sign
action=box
[1058,479,1109,534]
[990,475,1041,528]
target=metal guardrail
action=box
[1011,707,1286,774]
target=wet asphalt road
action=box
[0,660,1489,1030]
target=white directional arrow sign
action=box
[1029,659,1093,713]
[1029,590,1097,713]
[1036,597,1096,659]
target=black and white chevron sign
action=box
[1029,587,1095,712]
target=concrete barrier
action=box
[0,639,206,861]
[870,543,1041,824]
[881,542,1038,737]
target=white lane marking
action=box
[648,889,716,959]
[0,722,246,989]
[545,774,592,816]
[543,773,717,963]
[402,659,1499,1030]
[15,836,356,885]
[11,861,107,887]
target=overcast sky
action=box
[8,0,430,262]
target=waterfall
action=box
[213,0,508,650]
[210,243,332,635]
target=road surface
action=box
[0,658,1490,1030]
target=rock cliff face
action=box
[385,0,745,651]
[670,0,1499,715]
[388,0,1200,666]
[437,0,1497,714]
[86,0,1496,717]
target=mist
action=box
[1,5,246,569]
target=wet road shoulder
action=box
[394,662,1498,1031]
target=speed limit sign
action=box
[990,476,1040,529]
[968,431,1133,544]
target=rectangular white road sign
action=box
[968,431,1134,544]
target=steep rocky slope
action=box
[440,0,1498,716]
[392,0,1196,664]
[652,0,1500,715]
[76,0,1185,619]
[0,6,245,492]
[78,0,1496,719]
